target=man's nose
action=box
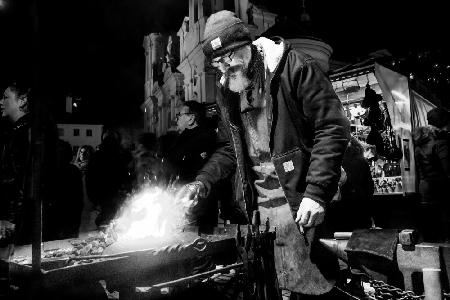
[216,63,229,74]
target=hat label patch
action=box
[211,37,222,50]
[283,160,294,172]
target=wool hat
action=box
[202,10,252,59]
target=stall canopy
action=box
[374,63,437,193]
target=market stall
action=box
[330,62,437,197]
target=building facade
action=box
[142,0,276,136]
[57,123,103,153]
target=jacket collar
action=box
[252,37,285,73]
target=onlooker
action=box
[328,137,374,232]
[167,101,218,231]
[49,139,83,239]
[74,145,97,233]
[0,82,32,246]
[413,125,450,242]
[85,129,133,227]
[0,82,61,296]
[74,145,94,173]
[427,107,450,133]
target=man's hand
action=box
[177,181,206,208]
[295,197,325,228]
[0,220,15,240]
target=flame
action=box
[114,184,194,241]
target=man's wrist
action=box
[191,180,206,197]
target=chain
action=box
[369,280,424,300]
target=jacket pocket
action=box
[272,147,310,210]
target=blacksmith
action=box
[182,10,350,298]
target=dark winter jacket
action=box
[168,125,218,230]
[195,38,350,294]
[168,125,216,184]
[0,115,31,224]
[196,38,350,221]
[0,115,34,244]
[328,141,374,231]
[414,127,450,204]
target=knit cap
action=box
[202,10,252,59]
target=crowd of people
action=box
[1,9,449,300]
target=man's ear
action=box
[188,114,196,126]
[18,97,28,110]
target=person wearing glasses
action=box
[168,101,217,231]
[181,10,350,299]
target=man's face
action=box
[211,46,251,93]
[176,105,194,132]
[0,87,22,120]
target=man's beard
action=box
[225,67,251,93]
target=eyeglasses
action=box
[211,51,235,67]
[175,112,192,120]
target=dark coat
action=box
[168,125,217,184]
[195,39,350,294]
[328,145,374,231]
[167,125,218,229]
[414,128,450,204]
[85,140,132,226]
[0,115,32,244]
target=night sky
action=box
[1,0,448,127]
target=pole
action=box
[29,0,42,295]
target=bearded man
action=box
[182,10,350,298]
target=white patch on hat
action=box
[283,160,294,172]
[211,37,222,50]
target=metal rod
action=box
[68,254,130,261]
[150,262,244,289]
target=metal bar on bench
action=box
[150,262,244,289]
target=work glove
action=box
[177,181,206,209]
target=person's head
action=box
[76,145,94,163]
[427,107,449,130]
[1,82,30,122]
[176,101,206,132]
[413,125,436,146]
[346,136,364,157]
[202,10,262,93]
[101,128,121,145]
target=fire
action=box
[114,184,194,241]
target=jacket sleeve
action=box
[196,104,237,196]
[292,55,350,204]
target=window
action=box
[73,129,80,136]
[86,129,92,137]
[58,128,64,137]
[194,0,198,21]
